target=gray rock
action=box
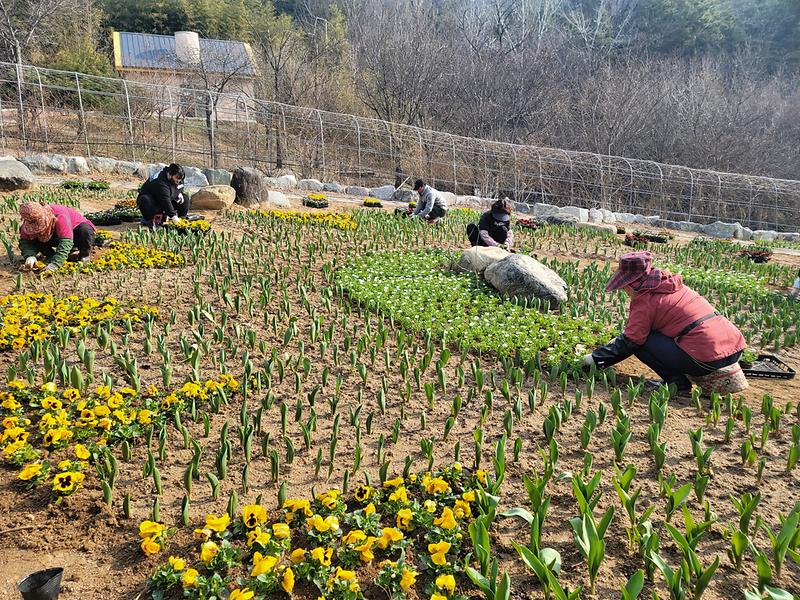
[369,185,396,201]
[266,190,289,208]
[203,168,232,186]
[740,227,753,241]
[345,186,370,196]
[323,182,344,193]
[231,166,268,207]
[703,221,746,239]
[20,154,67,173]
[614,212,637,224]
[142,163,167,180]
[752,230,778,242]
[274,173,297,188]
[561,206,589,222]
[633,214,661,225]
[89,156,117,173]
[780,232,800,242]
[456,246,509,275]
[65,156,89,175]
[534,202,562,218]
[540,214,579,226]
[484,254,568,307]
[675,221,704,233]
[191,185,235,210]
[440,191,457,207]
[393,189,418,203]
[599,209,616,224]
[454,195,490,209]
[658,220,681,230]
[297,178,324,192]
[114,160,141,175]
[183,166,209,187]
[512,202,530,214]
[588,208,604,224]
[0,158,34,191]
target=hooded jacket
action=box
[138,169,183,217]
[592,273,745,369]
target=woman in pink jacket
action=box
[585,251,747,393]
[18,202,95,273]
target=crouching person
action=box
[19,202,95,273]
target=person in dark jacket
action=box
[467,198,514,249]
[584,251,747,394]
[137,163,190,227]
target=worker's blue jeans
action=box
[634,331,742,390]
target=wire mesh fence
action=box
[1,61,799,231]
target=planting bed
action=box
[0,187,798,600]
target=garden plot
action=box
[0,190,798,600]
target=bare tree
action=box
[0,0,79,63]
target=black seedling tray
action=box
[741,354,795,379]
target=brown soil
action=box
[0,187,798,600]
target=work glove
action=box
[176,194,185,205]
[22,256,36,271]
[43,263,59,274]
[582,354,595,368]
[169,215,181,224]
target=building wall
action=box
[119,70,254,123]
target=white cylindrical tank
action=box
[175,31,200,65]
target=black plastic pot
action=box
[17,568,63,600]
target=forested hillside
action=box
[1,0,798,178]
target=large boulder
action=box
[577,222,617,235]
[561,206,589,222]
[298,178,324,192]
[588,208,604,223]
[614,212,637,224]
[633,214,661,225]
[534,202,562,218]
[539,214,579,226]
[20,154,67,173]
[259,190,289,208]
[345,186,370,196]
[512,202,530,214]
[203,168,232,186]
[393,189,417,203]
[456,246,509,275]
[65,156,89,175]
[274,173,297,188]
[323,182,344,193]
[89,156,117,173]
[454,195,489,209]
[0,158,34,191]
[703,221,745,239]
[142,162,167,180]
[440,191,457,207]
[369,185,396,201]
[114,160,142,175]
[183,166,209,187]
[780,232,800,243]
[191,185,236,210]
[484,254,568,307]
[752,230,778,242]
[231,166,269,207]
[599,208,616,224]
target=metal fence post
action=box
[166,88,175,163]
[687,168,695,222]
[0,95,5,151]
[316,109,325,176]
[120,79,136,162]
[511,146,518,200]
[208,91,216,168]
[240,95,251,163]
[15,63,26,148]
[33,67,49,152]
[450,135,457,193]
[352,115,362,183]
[74,72,90,158]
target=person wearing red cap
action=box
[584,250,747,393]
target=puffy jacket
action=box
[138,169,183,217]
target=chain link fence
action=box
[1,61,799,231]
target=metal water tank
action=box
[175,31,200,65]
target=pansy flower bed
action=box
[363,198,383,208]
[56,242,185,274]
[0,293,157,351]
[164,218,211,234]
[146,466,493,600]
[245,210,357,231]
[303,193,330,209]
[1,377,238,500]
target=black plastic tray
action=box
[741,354,795,379]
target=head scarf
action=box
[19,202,56,243]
